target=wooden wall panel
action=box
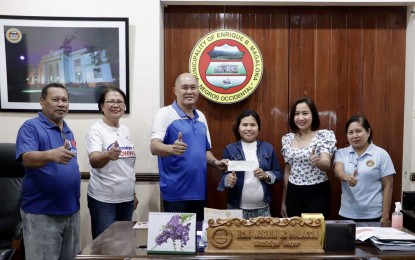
[164,6,406,219]
[286,6,405,218]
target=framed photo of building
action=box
[0,15,129,113]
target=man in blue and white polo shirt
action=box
[151,73,227,221]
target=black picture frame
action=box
[0,15,129,113]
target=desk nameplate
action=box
[206,217,324,253]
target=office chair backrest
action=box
[0,143,24,250]
[0,143,24,178]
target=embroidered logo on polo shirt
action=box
[67,139,77,156]
[366,160,375,167]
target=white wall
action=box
[0,0,164,248]
[1,0,415,249]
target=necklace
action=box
[110,126,120,136]
[296,132,314,146]
[103,118,120,136]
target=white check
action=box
[227,160,257,171]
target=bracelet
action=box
[211,159,216,167]
[264,172,270,182]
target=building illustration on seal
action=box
[206,44,246,89]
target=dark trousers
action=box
[286,181,330,219]
[340,216,381,222]
[163,200,205,221]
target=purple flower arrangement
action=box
[154,213,194,251]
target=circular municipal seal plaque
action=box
[189,29,263,104]
[6,28,22,44]
[209,227,233,248]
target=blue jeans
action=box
[87,195,134,239]
[21,209,80,260]
[227,204,271,219]
[242,206,271,219]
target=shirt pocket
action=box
[230,153,243,161]
[259,152,272,170]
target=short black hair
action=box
[345,115,373,143]
[41,83,68,99]
[232,109,261,140]
[289,97,320,132]
[98,86,127,114]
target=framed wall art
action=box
[0,15,129,113]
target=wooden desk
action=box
[78,221,415,259]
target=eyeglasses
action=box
[60,131,67,141]
[105,100,125,106]
[349,155,359,175]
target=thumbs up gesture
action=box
[171,132,187,155]
[108,140,121,161]
[309,146,319,167]
[347,169,358,187]
[54,139,75,164]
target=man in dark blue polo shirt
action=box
[150,73,226,221]
[16,83,80,259]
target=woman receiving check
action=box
[217,110,283,219]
